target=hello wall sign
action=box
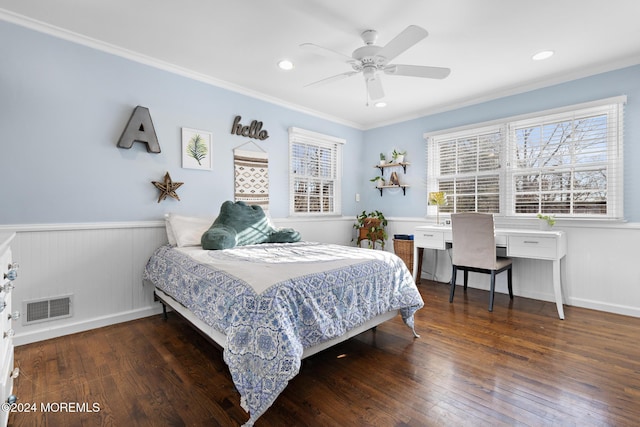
[230,115,269,140]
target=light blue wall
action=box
[0,20,363,224]
[362,65,640,222]
[2,19,638,225]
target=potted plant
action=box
[353,210,388,249]
[392,149,406,164]
[379,152,386,165]
[370,176,385,188]
[537,214,555,230]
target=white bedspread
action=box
[179,241,397,294]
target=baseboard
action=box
[12,289,640,347]
[428,275,640,319]
[13,305,164,346]
[564,297,640,318]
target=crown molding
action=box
[0,9,363,130]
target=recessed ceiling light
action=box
[277,59,294,70]
[532,50,554,61]
[374,101,387,108]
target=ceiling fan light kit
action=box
[301,25,451,103]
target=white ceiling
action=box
[2,0,640,129]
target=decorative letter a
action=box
[117,106,161,153]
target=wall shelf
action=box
[374,162,410,175]
[376,185,409,196]
[373,162,409,196]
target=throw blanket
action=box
[143,242,424,425]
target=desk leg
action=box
[412,246,424,284]
[417,247,423,284]
[413,242,418,283]
[553,259,565,320]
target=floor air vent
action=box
[23,295,73,325]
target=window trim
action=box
[424,96,626,220]
[288,127,345,217]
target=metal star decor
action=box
[152,172,183,203]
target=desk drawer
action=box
[508,235,557,260]
[414,230,445,250]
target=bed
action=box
[142,214,424,426]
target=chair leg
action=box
[449,266,457,303]
[488,270,496,312]
[508,266,513,299]
[463,270,468,290]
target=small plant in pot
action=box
[537,213,556,230]
[392,149,406,164]
[379,152,386,165]
[353,210,388,249]
[370,176,385,188]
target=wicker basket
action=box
[393,239,414,272]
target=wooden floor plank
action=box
[9,281,640,426]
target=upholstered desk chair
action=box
[449,213,513,312]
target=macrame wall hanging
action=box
[233,141,269,210]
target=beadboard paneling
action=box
[3,218,639,346]
[8,223,167,345]
[4,218,355,345]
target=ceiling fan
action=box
[300,25,451,103]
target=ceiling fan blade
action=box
[305,71,359,87]
[376,25,428,63]
[300,42,356,64]
[367,76,385,100]
[384,64,451,79]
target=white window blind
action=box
[508,103,623,218]
[426,97,625,220]
[428,125,503,214]
[288,127,344,216]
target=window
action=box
[426,97,625,219]
[428,125,504,214]
[289,127,344,215]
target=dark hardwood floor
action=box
[8,281,640,426]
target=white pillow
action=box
[165,214,178,246]
[166,213,215,247]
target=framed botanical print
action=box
[181,127,212,170]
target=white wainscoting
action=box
[1,217,357,346]
[2,217,638,346]
[3,222,168,345]
[273,216,355,246]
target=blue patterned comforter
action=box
[143,242,423,426]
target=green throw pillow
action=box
[201,201,301,250]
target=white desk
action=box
[412,225,567,319]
